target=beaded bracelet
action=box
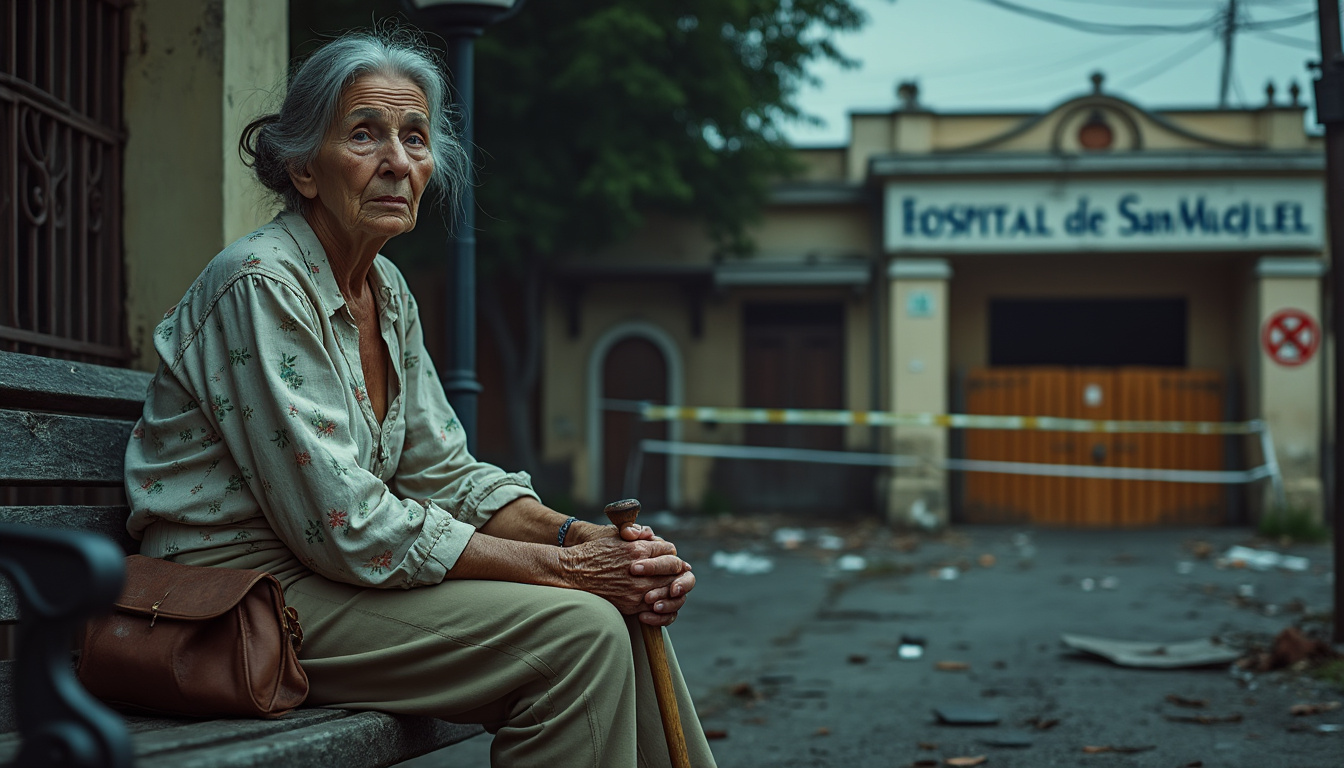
[556,516,578,547]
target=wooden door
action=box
[602,337,668,508]
[731,303,848,512]
[964,368,1224,526]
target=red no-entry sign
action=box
[1261,309,1320,367]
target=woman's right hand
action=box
[557,535,689,616]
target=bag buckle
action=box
[284,605,304,652]
[148,589,171,628]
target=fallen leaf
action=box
[936,660,971,672]
[1028,717,1060,731]
[848,654,869,665]
[917,742,939,750]
[1166,694,1209,708]
[1164,713,1243,725]
[814,727,830,737]
[730,682,758,699]
[1082,746,1111,754]
[1291,701,1342,716]
[704,729,728,740]
[944,756,988,767]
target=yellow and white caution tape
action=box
[639,440,1277,485]
[638,404,1262,436]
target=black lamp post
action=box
[402,0,525,453]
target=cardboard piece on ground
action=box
[933,704,1001,725]
[1061,634,1240,669]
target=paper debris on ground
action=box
[1061,634,1240,668]
[772,527,806,549]
[899,635,926,660]
[836,554,867,571]
[1221,545,1309,572]
[710,550,774,575]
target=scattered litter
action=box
[935,660,970,672]
[899,636,927,660]
[944,756,988,767]
[933,704,999,725]
[1164,712,1243,725]
[772,527,806,549]
[1176,561,1196,575]
[1166,694,1209,709]
[978,730,1033,748]
[909,498,939,530]
[1220,545,1309,572]
[704,729,728,740]
[977,553,996,568]
[710,550,774,575]
[836,554,867,572]
[813,726,830,737]
[816,533,845,550]
[1100,576,1119,590]
[1290,701,1342,716]
[1239,627,1341,672]
[847,654,868,665]
[1061,634,1240,669]
[934,566,960,581]
[1188,541,1214,559]
[1082,745,1155,754]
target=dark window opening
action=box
[990,298,1187,367]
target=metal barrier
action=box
[613,402,1286,507]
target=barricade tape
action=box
[639,440,1277,485]
[637,404,1262,436]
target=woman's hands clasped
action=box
[560,523,695,627]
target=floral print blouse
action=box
[124,212,538,588]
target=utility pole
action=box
[1313,0,1344,643]
[1219,0,1238,108]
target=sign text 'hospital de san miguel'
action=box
[885,179,1324,253]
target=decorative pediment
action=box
[950,75,1262,155]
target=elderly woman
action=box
[123,29,716,768]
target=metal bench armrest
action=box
[0,524,131,767]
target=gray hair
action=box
[240,27,467,215]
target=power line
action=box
[1252,29,1320,50]
[975,0,1217,34]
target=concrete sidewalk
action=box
[420,519,1340,767]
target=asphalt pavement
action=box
[411,516,1341,767]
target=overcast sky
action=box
[782,0,1324,146]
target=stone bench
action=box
[0,350,483,766]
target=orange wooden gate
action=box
[963,368,1225,526]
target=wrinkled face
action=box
[296,72,435,242]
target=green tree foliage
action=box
[474,1,868,266]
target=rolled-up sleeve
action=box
[389,289,540,530]
[205,274,475,587]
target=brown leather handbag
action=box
[77,554,309,718]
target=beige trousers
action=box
[176,541,717,768]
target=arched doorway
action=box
[601,336,668,508]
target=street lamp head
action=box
[403,0,525,34]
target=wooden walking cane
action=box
[604,498,693,768]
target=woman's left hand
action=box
[619,523,695,627]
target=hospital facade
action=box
[541,76,1329,526]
